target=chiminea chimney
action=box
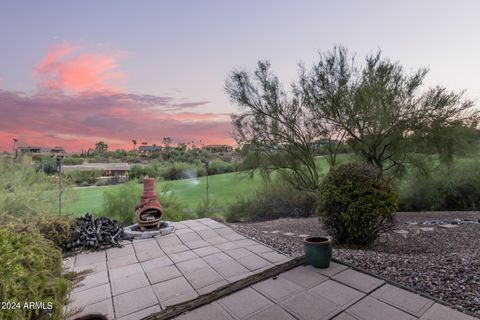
[135,178,163,230]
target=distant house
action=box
[202,144,233,153]
[16,146,65,157]
[62,163,131,177]
[138,145,163,156]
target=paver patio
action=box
[64,218,477,320]
[64,218,289,319]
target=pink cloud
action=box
[0,90,233,152]
[0,43,234,152]
[34,43,127,94]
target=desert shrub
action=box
[62,156,83,165]
[156,181,191,221]
[318,162,398,246]
[0,213,75,248]
[64,169,103,186]
[31,214,75,247]
[207,160,239,175]
[398,158,480,211]
[0,157,75,216]
[225,179,317,222]
[101,181,141,225]
[225,196,252,222]
[0,226,70,320]
[194,197,219,218]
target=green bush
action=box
[64,169,103,186]
[0,214,75,248]
[101,181,141,225]
[62,156,83,165]
[318,163,398,246]
[156,182,191,221]
[194,197,219,218]
[0,226,70,320]
[398,157,480,211]
[225,179,317,222]
[0,157,75,217]
[207,161,238,175]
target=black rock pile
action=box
[63,213,133,253]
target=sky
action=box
[1,0,480,152]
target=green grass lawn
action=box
[64,171,264,215]
[64,155,346,216]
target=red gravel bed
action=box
[229,211,480,316]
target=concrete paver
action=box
[247,244,276,254]
[133,239,165,262]
[71,270,109,293]
[183,266,224,289]
[117,305,162,320]
[144,264,182,285]
[261,251,291,264]
[202,252,233,267]
[332,312,359,320]
[111,270,150,296]
[246,305,297,320]
[218,287,274,319]
[196,280,229,295]
[75,250,106,267]
[312,261,348,277]
[332,269,385,293]
[345,296,416,320]
[211,259,250,278]
[237,254,272,271]
[107,254,139,269]
[67,298,114,320]
[73,260,107,273]
[152,276,198,307]
[175,302,234,320]
[113,286,158,318]
[419,303,478,320]
[184,239,210,249]
[253,276,302,302]
[281,291,342,320]
[140,255,173,271]
[106,244,135,260]
[192,245,221,257]
[279,264,329,288]
[168,250,198,263]
[371,284,434,317]
[309,279,365,308]
[69,283,111,310]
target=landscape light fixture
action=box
[203,160,210,203]
[55,154,64,215]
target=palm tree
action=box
[132,139,137,151]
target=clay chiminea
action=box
[135,178,163,230]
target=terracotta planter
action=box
[303,236,332,268]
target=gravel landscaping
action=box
[228,211,480,316]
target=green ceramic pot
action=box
[303,236,332,268]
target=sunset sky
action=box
[1,0,480,152]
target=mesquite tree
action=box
[300,46,478,173]
[226,61,333,191]
[226,47,479,188]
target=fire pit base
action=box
[123,221,175,239]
